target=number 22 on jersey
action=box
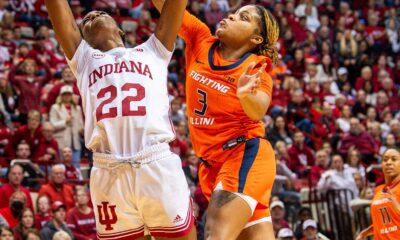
[96,83,146,121]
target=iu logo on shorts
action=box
[97,202,118,231]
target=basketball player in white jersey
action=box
[44,0,196,239]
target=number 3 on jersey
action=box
[194,89,207,116]
[96,83,146,121]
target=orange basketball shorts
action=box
[199,138,276,223]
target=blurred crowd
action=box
[0,0,399,239]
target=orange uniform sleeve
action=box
[260,71,273,99]
[247,57,273,99]
[179,11,212,53]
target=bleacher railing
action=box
[302,188,371,240]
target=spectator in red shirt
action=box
[0,191,27,228]
[287,89,311,128]
[38,164,74,210]
[270,78,290,111]
[318,102,336,135]
[12,42,30,66]
[62,147,82,181]
[34,122,59,165]
[337,2,356,29]
[381,78,399,112]
[291,16,309,44]
[288,131,316,178]
[193,185,208,222]
[169,120,189,159]
[367,121,382,151]
[34,195,52,231]
[66,187,96,240]
[372,54,395,82]
[46,46,68,76]
[338,117,378,162]
[375,91,392,118]
[5,110,43,160]
[26,34,55,70]
[365,13,387,47]
[136,10,156,43]
[310,150,330,184]
[304,79,321,104]
[287,48,306,80]
[0,164,33,209]
[33,0,47,18]
[355,66,376,92]
[271,200,290,237]
[8,59,51,123]
[46,67,80,112]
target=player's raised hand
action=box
[237,61,267,98]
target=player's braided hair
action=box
[254,5,279,64]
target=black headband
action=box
[255,5,267,42]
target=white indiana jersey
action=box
[67,34,175,157]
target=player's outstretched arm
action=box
[45,0,81,60]
[154,0,187,51]
[152,0,164,12]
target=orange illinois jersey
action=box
[370,178,400,240]
[179,12,273,162]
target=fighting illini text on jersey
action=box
[179,12,273,163]
[67,35,174,157]
[371,178,400,239]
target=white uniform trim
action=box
[244,217,272,229]
[214,181,258,214]
[93,143,171,169]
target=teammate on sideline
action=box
[153,1,278,239]
[44,0,196,239]
[356,148,400,240]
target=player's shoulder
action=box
[191,36,216,54]
[247,55,273,73]
[374,184,385,195]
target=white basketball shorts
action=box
[90,143,194,239]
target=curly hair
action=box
[254,5,280,64]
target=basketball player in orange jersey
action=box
[153,1,279,239]
[356,148,400,240]
[45,0,196,239]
